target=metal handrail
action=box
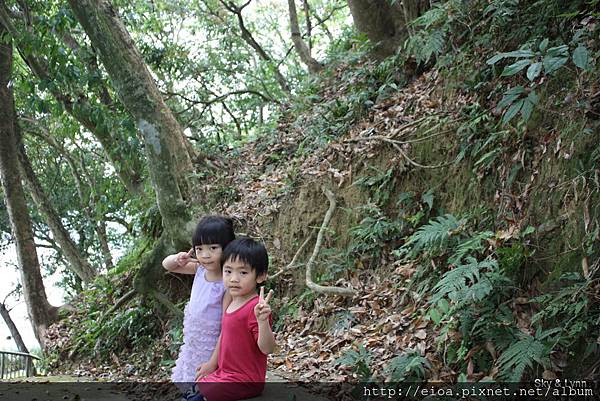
[0,350,42,380]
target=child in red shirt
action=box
[189,238,275,401]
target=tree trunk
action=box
[0,303,29,353]
[347,0,428,58]
[288,0,323,73]
[67,0,192,245]
[0,30,58,348]
[17,139,97,283]
[96,220,114,270]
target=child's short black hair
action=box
[192,215,235,248]
[222,237,268,276]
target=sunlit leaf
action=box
[526,62,542,81]
[542,56,567,74]
[572,45,589,70]
[501,59,532,76]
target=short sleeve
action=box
[247,308,259,341]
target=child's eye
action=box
[210,246,220,250]
[240,271,248,275]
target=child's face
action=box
[193,244,223,272]
[222,256,266,298]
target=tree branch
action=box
[270,233,314,280]
[287,0,323,73]
[219,0,290,93]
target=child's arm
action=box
[254,287,276,355]
[196,333,220,379]
[162,250,198,275]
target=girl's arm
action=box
[255,287,276,355]
[162,251,198,275]
[197,333,220,379]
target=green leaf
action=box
[542,56,568,74]
[539,38,549,52]
[501,59,532,76]
[546,45,569,57]
[437,298,450,313]
[429,308,442,324]
[526,62,542,81]
[421,189,434,210]
[486,54,505,65]
[527,90,539,105]
[520,99,534,122]
[503,99,523,124]
[497,86,525,110]
[572,45,589,70]
[486,50,535,65]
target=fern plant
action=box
[404,0,464,64]
[496,328,559,381]
[349,203,405,259]
[431,257,499,305]
[336,344,374,381]
[396,214,465,259]
[385,350,431,382]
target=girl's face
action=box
[222,256,266,299]
[193,244,223,272]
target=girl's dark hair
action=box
[222,237,268,276]
[192,215,235,248]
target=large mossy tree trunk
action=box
[347,0,429,58]
[0,29,58,348]
[67,0,192,314]
[67,0,192,246]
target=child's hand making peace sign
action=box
[254,286,274,321]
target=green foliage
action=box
[385,351,431,382]
[532,273,600,347]
[431,257,502,305]
[336,344,373,381]
[496,329,558,381]
[348,206,405,260]
[486,36,593,124]
[397,214,465,259]
[405,0,465,64]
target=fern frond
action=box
[449,231,494,265]
[497,330,553,381]
[399,214,464,259]
[432,257,499,304]
[385,351,431,382]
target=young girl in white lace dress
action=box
[162,216,234,384]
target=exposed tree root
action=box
[305,187,356,297]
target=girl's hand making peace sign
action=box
[254,286,273,321]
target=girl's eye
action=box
[240,271,247,275]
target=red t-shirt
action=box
[197,295,272,401]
